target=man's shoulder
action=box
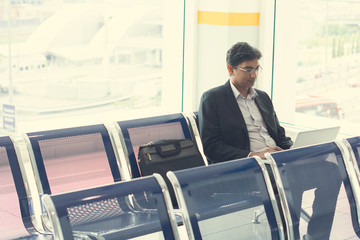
[254,88,266,95]
[203,81,229,97]
[254,88,270,99]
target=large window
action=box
[0,0,184,134]
[273,0,360,136]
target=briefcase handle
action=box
[155,142,181,157]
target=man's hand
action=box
[249,146,283,159]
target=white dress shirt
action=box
[230,82,276,152]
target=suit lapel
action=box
[255,93,276,137]
[222,81,248,132]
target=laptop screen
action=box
[292,126,340,148]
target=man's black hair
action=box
[226,42,262,67]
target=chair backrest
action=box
[42,174,180,240]
[116,113,200,178]
[167,157,285,240]
[344,136,360,168]
[185,112,207,165]
[22,124,125,233]
[193,111,199,127]
[0,136,34,239]
[25,124,122,196]
[342,136,360,234]
[266,141,360,239]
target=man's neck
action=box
[238,88,250,98]
[230,80,252,98]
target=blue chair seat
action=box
[42,174,180,240]
[167,157,284,240]
[194,191,263,221]
[266,141,359,239]
[71,212,163,239]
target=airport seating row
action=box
[1,113,360,239]
[0,113,204,240]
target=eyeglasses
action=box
[235,65,262,74]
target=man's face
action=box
[228,59,260,91]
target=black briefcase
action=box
[138,139,205,205]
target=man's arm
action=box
[199,91,249,163]
[255,90,293,150]
[273,112,293,149]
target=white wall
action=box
[183,0,263,111]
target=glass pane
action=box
[0,0,184,133]
[273,0,360,136]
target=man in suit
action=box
[198,42,340,240]
[199,42,292,162]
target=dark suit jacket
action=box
[199,80,293,163]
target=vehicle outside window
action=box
[296,95,344,120]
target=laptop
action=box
[291,126,341,148]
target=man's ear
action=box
[227,64,234,76]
